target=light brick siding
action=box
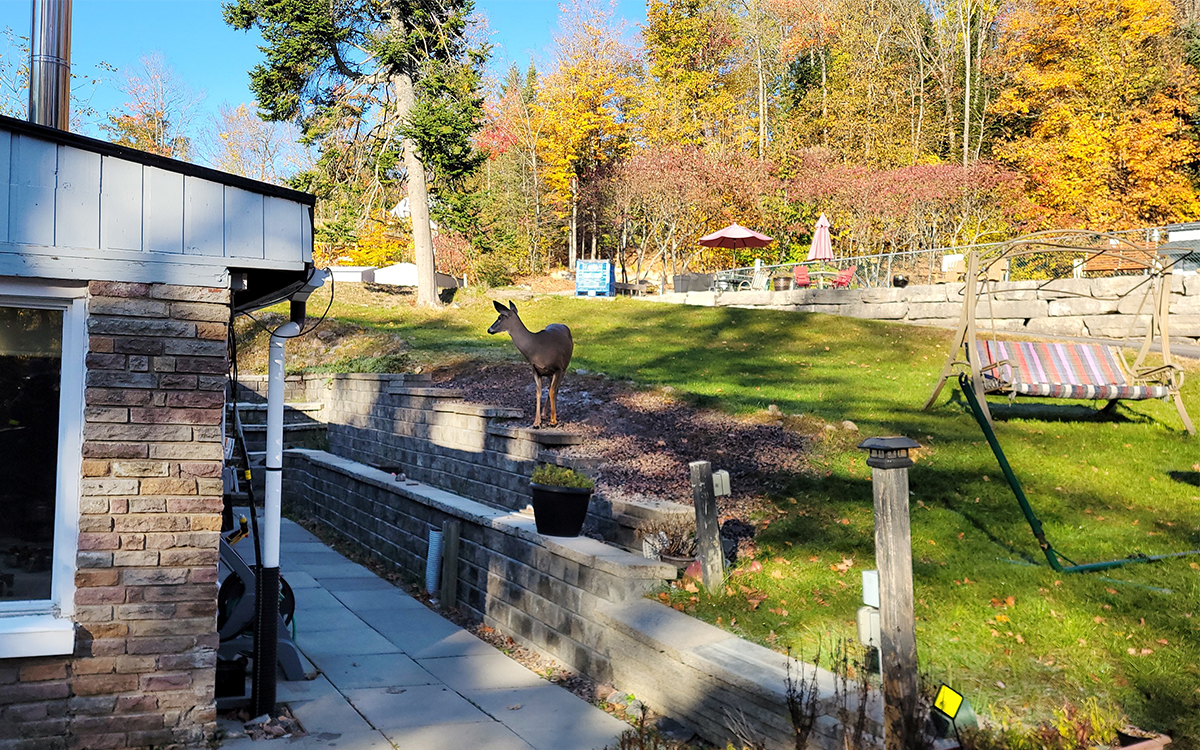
[1,281,228,750]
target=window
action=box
[0,281,85,659]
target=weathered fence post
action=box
[689,461,724,593]
[857,436,921,750]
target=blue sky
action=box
[0,0,647,141]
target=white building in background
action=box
[329,266,376,283]
[374,262,419,286]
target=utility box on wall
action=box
[575,260,615,297]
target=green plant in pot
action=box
[529,464,595,537]
[637,515,696,568]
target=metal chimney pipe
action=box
[28,0,72,130]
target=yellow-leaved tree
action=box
[536,0,638,268]
[991,0,1200,227]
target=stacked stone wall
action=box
[2,281,228,750]
[663,274,1200,344]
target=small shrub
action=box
[475,253,515,288]
[531,463,595,489]
[959,699,1123,750]
[637,516,697,557]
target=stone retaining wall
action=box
[238,373,573,512]
[662,274,1200,344]
[237,373,690,550]
[282,449,877,750]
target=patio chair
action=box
[793,265,811,288]
[832,265,856,289]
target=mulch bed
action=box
[435,361,814,524]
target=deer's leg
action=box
[532,372,543,428]
[548,371,562,427]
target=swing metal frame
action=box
[924,230,1193,435]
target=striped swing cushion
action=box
[975,341,1170,401]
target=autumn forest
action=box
[397,0,1200,284]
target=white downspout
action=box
[264,321,300,570]
[252,267,327,715]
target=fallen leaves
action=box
[830,557,855,574]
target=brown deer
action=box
[487,300,574,428]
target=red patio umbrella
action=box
[805,213,834,262]
[697,222,773,249]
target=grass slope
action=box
[244,285,1200,742]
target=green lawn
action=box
[246,285,1200,743]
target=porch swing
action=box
[924,230,1194,435]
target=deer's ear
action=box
[508,300,518,313]
[493,300,507,314]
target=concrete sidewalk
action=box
[218,518,629,750]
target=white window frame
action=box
[0,278,87,658]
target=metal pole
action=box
[28,0,72,130]
[858,437,921,750]
[689,461,724,593]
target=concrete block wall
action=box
[282,449,876,750]
[282,450,670,685]
[4,281,227,750]
[239,373,581,512]
[662,273,1200,344]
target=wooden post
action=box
[857,437,922,750]
[439,520,460,612]
[689,461,724,594]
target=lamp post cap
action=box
[857,436,921,452]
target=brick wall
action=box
[2,281,228,750]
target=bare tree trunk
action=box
[590,210,598,260]
[393,73,439,307]
[755,36,766,159]
[973,14,988,162]
[961,0,972,167]
[821,48,828,148]
[569,177,578,269]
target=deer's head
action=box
[487,300,520,335]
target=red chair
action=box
[833,265,857,289]
[793,265,812,288]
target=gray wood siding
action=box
[56,145,101,249]
[0,122,312,285]
[0,131,9,243]
[144,167,184,254]
[10,134,56,247]
[224,187,264,260]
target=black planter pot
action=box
[530,483,593,537]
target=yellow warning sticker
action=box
[933,684,964,719]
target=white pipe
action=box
[264,321,300,569]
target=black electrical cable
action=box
[238,266,336,341]
[227,311,264,574]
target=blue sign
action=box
[575,260,615,297]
